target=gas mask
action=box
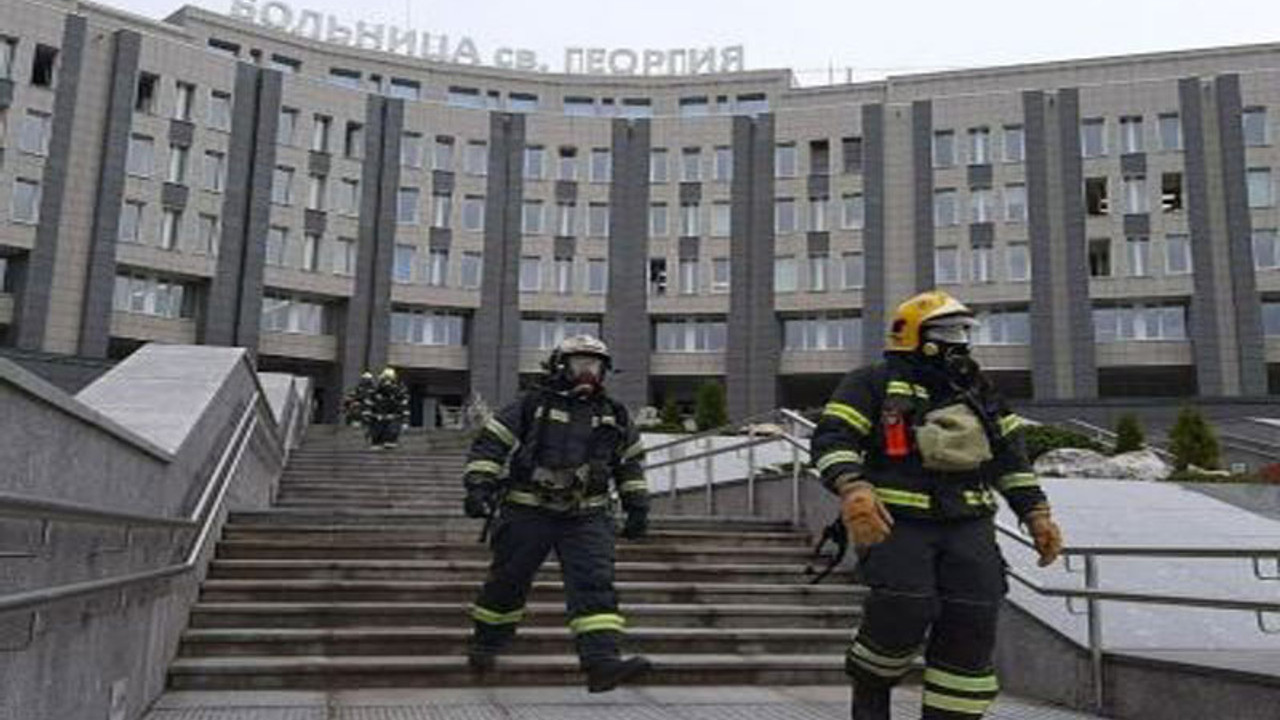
[565,355,606,396]
[921,318,980,382]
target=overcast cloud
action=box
[87,0,1280,84]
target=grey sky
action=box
[105,0,1280,84]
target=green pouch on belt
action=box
[915,403,993,471]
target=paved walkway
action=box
[145,686,1107,719]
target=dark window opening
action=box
[842,137,863,174]
[1161,172,1183,212]
[649,258,668,296]
[207,38,240,57]
[135,72,158,113]
[810,140,830,176]
[1088,239,1112,278]
[1086,177,1109,216]
[31,44,57,88]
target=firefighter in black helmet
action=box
[811,290,1064,720]
[461,334,652,693]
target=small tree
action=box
[1114,414,1145,454]
[1168,406,1220,471]
[660,396,682,430]
[694,381,729,431]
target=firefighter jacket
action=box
[463,387,648,515]
[810,354,1047,521]
[367,379,409,422]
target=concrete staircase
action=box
[168,426,860,690]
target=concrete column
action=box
[603,118,651,411]
[860,104,887,366]
[1056,89,1098,398]
[912,100,935,292]
[231,68,282,354]
[340,94,388,390]
[365,98,404,372]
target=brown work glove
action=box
[1024,505,1063,567]
[838,479,894,546]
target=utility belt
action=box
[506,465,610,513]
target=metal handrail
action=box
[641,407,797,455]
[0,393,265,616]
[1062,418,1176,462]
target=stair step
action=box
[177,626,850,658]
[220,526,812,548]
[198,579,861,605]
[214,540,815,564]
[167,653,849,690]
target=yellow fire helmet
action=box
[379,367,398,381]
[886,290,975,353]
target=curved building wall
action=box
[2,0,1279,422]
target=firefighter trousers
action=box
[847,516,1007,719]
[367,419,402,446]
[469,504,625,668]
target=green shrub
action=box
[1023,425,1108,461]
[1113,414,1145,454]
[694,381,729,431]
[1168,406,1220,471]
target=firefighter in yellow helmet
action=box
[366,367,409,449]
[810,290,1063,720]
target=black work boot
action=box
[585,656,652,693]
[467,646,497,677]
[851,683,891,720]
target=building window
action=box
[522,315,601,349]
[783,314,861,351]
[555,202,576,236]
[1080,118,1106,158]
[714,146,733,181]
[969,188,994,223]
[461,252,482,289]
[680,202,700,237]
[447,86,484,109]
[678,96,709,118]
[1161,173,1183,212]
[809,140,830,176]
[933,130,956,168]
[204,151,226,192]
[117,200,144,243]
[426,248,448,287]
[1123,175,1148,214]
[970,245,993,283]
[31,44,57,88]
[261,296,327,336]
[332,237,356,275]
[620,97,652,118]
[328,68,360,89]
[345,122,365,159]
[843,136,864,174]
[967,127,990,165]
[522,145,545,180]
[681,147,702,182]
[935,247,960,284]
[972,309,1030,346]
[265,226,288,266]
[338,179,361,216]
[397,187,420,224]
[1165,234,1192,275]
[587,203,610,237]
[127,135,154,177]
[1254,229,1280,270]
[711,202,731,237]
[159,208,181,250]
[311,114,332,153]
[18,110,51,156]
[277,107,297,145]
[590,149,612,182]
[269,54,301,74]
[427,192,449,228]
[208,91,232,131]
[1119,116,1144,154]
[1086,177,1109,215]
[587,259,608,294]
[462,196,485,231]
[388,78,420,100]
[307,174,326,211]
[465,141,488,176]
[678,258,698,295]
[1126,236,1151,277]
[272,166,294,205]
[1003,184,1027,222]
[1006,244,1030,282]
[393,244,416,283]
[774,256,798,292]
[558,147,578,181]
[711,258,730,293]
[650,149,669,183]
[167,145,189,184]
[1243,107,1268,147]
[114,274,190,320]
[509,92,539,113]
[840,194,865,230]
[196,214,219,255]
[649,203,668,237]
[843,252,865,289]
[775,198,797,233]
[649,258,668,296]
[0,37,17,80]
[808,253,830,292]
[654,319,728,352]
[564,96,596,117]
[520,256,542,292]
[400,132,423,168]
[433,136,454,170]
[1088,238,1112,278]
[808,197,829,232]
[1003,125,1025,163]
[390,309,467,347]
[1158,113,1182,151]
[934,189,958,226]
[1263,302,1280,336]
[1093,304,1187,342]
[522,200,544,234]
[775,143,798,178]
[301,233,319,271]
[1248,168,1273,208]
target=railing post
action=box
[790,420,801,528]
[1085,554,1105,713]
[703,435,714,516]
[747,426,757,516]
